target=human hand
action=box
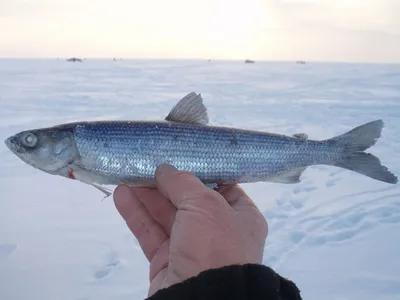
[113,164,268,297]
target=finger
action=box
[149,239,170,282]
[218,184,268,240]
[217,184,257,209]
[113,184,168,261]
[155,164,227,209]
[132,187,177,236]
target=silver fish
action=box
[4,92,398,196]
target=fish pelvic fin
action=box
[91,183,112,198]
[269,167,307,184]
[328,120,398,184]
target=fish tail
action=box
[328,120,398,184]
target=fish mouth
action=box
[5,136,15,150]
[4,135,25,154]
[5,135,41,170]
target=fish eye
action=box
[21,132,38,148]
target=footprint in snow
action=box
[326,177,340,187]
[276,183,314,210]
[290,231,306,244]
[289,196,309,209]
[92,250,121,280]
[329,169,345,177]
[293,186,397,222]
[292,182,316,195]
[276,191,292,207]
[304,195,400,246]
[288,184,316,209]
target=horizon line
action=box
[0,57,399,65]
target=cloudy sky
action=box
[0,0,399,62]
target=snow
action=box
[0,58,399,300]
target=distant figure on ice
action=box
[66,57,83,62]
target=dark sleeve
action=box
[147,264,302,300]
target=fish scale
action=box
[73,121,329,184]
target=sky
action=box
[0,0,399,63]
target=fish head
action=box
[4,126,79,174]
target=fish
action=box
[4,92,398,197]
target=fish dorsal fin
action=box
[270,167,307,184]
[293,133,308,140]
[165,92,209,125]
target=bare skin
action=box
[113,164,268,297]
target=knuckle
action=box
[180,189,222,213]
[180,188,213,204]
[200,189,219,201]
[169,170,197,183]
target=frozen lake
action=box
[1,59,399,300]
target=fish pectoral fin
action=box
[70,165,113,197]
[270,167,307,184]
[91,183,112,198]
[165,92,209,125]
[293,133,308,140]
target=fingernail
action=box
[156,164,177,177]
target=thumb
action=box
[155,164,222,209]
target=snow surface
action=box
[0,59,399,300]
